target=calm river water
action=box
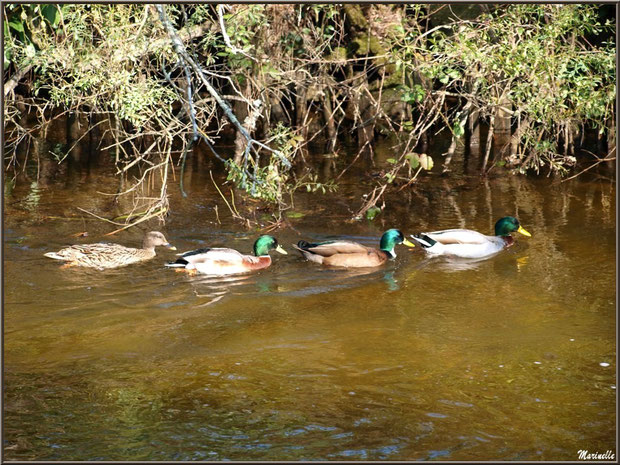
[3,137,616,460]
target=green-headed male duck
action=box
[293,229,415,267]
[410,216,531,259]
[166,235,287,276]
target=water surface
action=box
[3,142,616,460]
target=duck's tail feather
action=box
[291,241,324,264]
[44,252,65,260]
[296,240,318,250]
[410,234,436,249]
[164,258,189,268]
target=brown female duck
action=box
[44,231,175,269]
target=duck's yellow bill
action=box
[275,245,288,255]
[402,238,416,248]
[517,226,531,237]
[166,244,177,251]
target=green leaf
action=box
[386,158,397,164]
[405,152,420,169]
[412,84,425,102]
[453,121,464,137]
[419,154,434,170]
[8,19,24,33]
[41,5,59,27]
[285,211,305,218]
[366,206,381,221]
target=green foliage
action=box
[3,4,64,69]
[225,123,335,206]
[3,3,615,222]
[399,84,425,104]
[405,152,434,171]
[7,5,178,129]
[416,5,615,173]
[365,206,381,220]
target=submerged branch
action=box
[560,148,616,183]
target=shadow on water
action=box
[3,132,616,460]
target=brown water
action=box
[3,140,616,460]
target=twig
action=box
[156,5,290,168]
[209,170,240,220]
[76,207,126,226]
[104,207,168,235]
[217,5,257,62]
[560,148,616,182]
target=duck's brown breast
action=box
[242,256,272,270]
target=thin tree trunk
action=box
[510,115,520,160]
[443,100,472,173]
[295,71,309,143]
[322,90,337,153]
[608,117,616,150]
[482,113,495,172]
[469,108,480,146]
[494,96,512,144]
[233,98,263,165]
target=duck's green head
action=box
[494,216,532,237]
[380,229,416,258]
[254,235,288,257]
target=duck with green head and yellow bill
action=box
[166,235,287,276]
[410,216,531,259]
[293,229,415,267]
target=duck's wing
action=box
[295,240,370,257]
[323,249,387,267]
[424,229,491,245]
[54,243,133,259]
[173,247,255,265]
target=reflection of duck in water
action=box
[410,252,530,274]
[44,231,175,269]
[293,229,415,267]
[411,216,531,259]
[166,235,287,276]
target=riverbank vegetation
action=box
[3,4,616,227]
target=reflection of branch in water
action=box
[195,293,226,308]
